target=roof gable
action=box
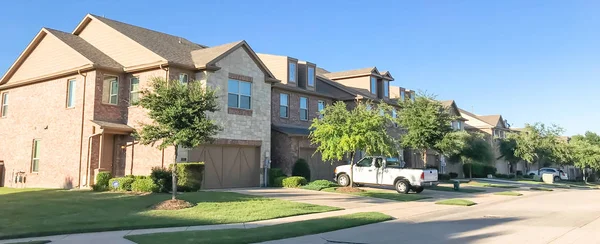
[322,66,382,80]
[0,28,105,86]
[192,41,278,82]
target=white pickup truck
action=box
[334,156,439,194]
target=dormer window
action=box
[400,90,405,101]
[307,66,315,87]
[383,80,389,97]
[370,77,377,94]
[288,62,296,83]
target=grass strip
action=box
[493,191,523,196]
[435,199,476,206]
[429,185,486,193]
[126,212,392,244]
[530,187,553,191]
[321,187,429,201]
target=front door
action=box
[352,157,378,184]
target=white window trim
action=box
[280,93,289,118]
[31,139,41,173]
[307,66,315,87]
[1,92,8,118]
[179,73,189,84]
[130,77,140,105]
[300,97,308,121]
[228,79,252,110]
[66,79,76,108]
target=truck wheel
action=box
[395,180,410,194]
[337,174,350,187]
[413,186,424,194]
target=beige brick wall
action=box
[204,47,271,168]
[0,71,98,188]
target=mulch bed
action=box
[335,187,365,193]
[150,199,195,210]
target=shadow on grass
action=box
[0,188,339,240]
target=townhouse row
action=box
[0,14,519,189]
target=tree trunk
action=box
[422,150,428,168]
[172,144,178,200]
[349,151,355,188]
[469,163,473,179]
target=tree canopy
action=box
[570,132,600,170]
[395,94,455,166]
[508,123,563,168]
[136,77,222,199]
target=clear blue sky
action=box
[1,1,598,136]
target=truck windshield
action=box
[386,158,404,168]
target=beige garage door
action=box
[299,148,341,181]
[189,145,260,189]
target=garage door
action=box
[188,145,260,189]
[299,148,342,181]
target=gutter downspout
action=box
[85,131,102,187]
[160,64,169,82]
[77,69,87,188]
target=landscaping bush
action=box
[516,170,523,176]
[109,177,136,191]
[170,162,204,192]
[302,180,339,191]
[282,176,307,188]
[463,163,497,178]
[269,168,286,186]
[94,172,112,191]
[449,172,459,179]
[523,174,534,179]
[292,159,311,182]
[273,176,287,187]
[438,174,451,181]
[131,178,159,193]
[150,167,172,193]
[495,173,509,179]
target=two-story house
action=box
[0,14,279,189]
[458,108,515,174]
[257,54,356,180]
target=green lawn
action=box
[7,241,51,244]
[494,191,523,196]
[435,199,477,206]
[126,212,392,244]
[0,188,339,240]
[530,187,554,191]
[321,187,430,201]
[429,185,486,193]
[468,182,520,189]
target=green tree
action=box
[571,132,600,182]
[441,131,494,178]
[395,94,455,167]
[497,136,522,173]
[136,77,222,199]
[310,101,398,187]
[510,123,563,171]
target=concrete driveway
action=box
[261,188,600,244]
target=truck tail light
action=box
[420,172,425,180]
[334,168,337,174]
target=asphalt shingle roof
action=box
[190,41,243,68]
[321,67,378,79]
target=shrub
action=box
[449,172,459,179]
[523,174,534,179]
[495,173,509,179]
[170,162,204,192]
[109,177,135,191]
[438,174,451,181]
[292,159,311,182]
[282,176,307,188]
[94,172,112,191]
[150,167,172,193]
[516,170,523,176]
[269,168,286,186]
[131,178,159,193]
[463,163,497,178]
[273,176,287,187]
[301,180,339,191]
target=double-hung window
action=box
[280,93,289,118]
[392,109,398,127]
[383,80,389,97]
[317,100,325,118]
[288,62,296,83]
[1,92,8,117]
[307,66,315,87]
[228,79,251,109]
[66,79,76,108]
[370,77,377,94]
[300,97,308,121]
[31,139,41,172]
[130,77,140,105]
[179,73,189,84]
[103,76,119,105]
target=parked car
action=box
[527,167,568,181]
[334,156,439,194]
